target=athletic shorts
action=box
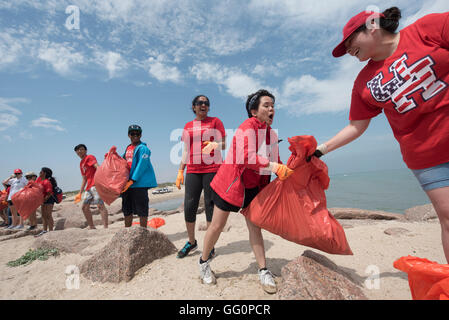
[44,196,55,205]
[83,187,104,205]
[211,187,260,213]
[121,187,149,217]
[412,161,449,191]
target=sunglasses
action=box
[129,131,141,136]
[194,100,210,107]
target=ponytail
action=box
[380,7,402,33]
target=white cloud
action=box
[278,56,364,115]
[0,33,23,67]
[147,55,182,83]
[30,116,66,132]
[37,41,84,76]
[402,0,449,26]
[0,97,28,131]
[94,51,128,79]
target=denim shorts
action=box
[412,162,449,191]
[82,187,104,205]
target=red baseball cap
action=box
[14,169,22,174]
[332,11,385,58]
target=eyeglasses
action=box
[129,131,141,136]
[194,100,210,107]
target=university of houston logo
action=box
[367,53,447,113]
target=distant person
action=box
[176,95,226,259]
[311,8,449,262]
[121,125,157,228]
[198,89,293,294]
[25,171,38,230]
[74,144,109,229]
[0,188,8,227]
[2,169,27,229]
[35,167,58,236]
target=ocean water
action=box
[151,169,431,214]
[326,168,430,214]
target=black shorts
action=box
[44,196,56,205]
[211,187,260,213]
[121,187,149,217]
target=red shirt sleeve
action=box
[349,81,382,120]
[86,155,97,167]
[214,118,226,141]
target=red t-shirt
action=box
[36,177,53,196]
[125,145,137,169]
[349,12,449,170]
[80,154,98,191]
[182,117,226,173]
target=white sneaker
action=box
[258,269,277,294]
[199,259,216,285]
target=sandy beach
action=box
[0,188,445,300]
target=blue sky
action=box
[1,0,448,191]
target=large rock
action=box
[329,208,405,221]
[279,250,368,300]
[80,226,177,283]
[33,229,95,254]
[404,203,437,221]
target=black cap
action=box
[128,124,142,133]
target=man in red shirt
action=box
[74,144,108,229]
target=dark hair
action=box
[355,7,402,34]
[74,144,87,151]
[41,167,57,189]
[191,95,210,114]
[245,89,275,118]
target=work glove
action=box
[202,141,219,154]
[269,162,294,181]
[306,144,328,162]
[74,193,82,204]
[176,170,184,190]
[121,180,134,193]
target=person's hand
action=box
[74,193,82,204]
[306,144,328,162]
[121,180,134,193]
[269,162,294,180]
[202,141,219,154]
[175,170,184,190]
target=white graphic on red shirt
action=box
[367,53,447,113]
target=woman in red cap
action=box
[312,7,449,262]
[2,169,27,229]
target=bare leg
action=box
[124,215,133,227]
[98,203,108,228]
[186,221,196,243]
[425,186,449,263]
[29,211,37,226]
[9,205,18,226]
[82,203,96,229]
[44,204,54,231]
[245,217,267,269]
[140,216,147,228]
[41,205,48,231]
[201,206,230,261]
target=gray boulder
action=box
[80,226,177,283]
[329,208,405,221]
[404,203,437,221]
[279,250,368,300]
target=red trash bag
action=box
[394,256,449,300]
[242,135,353,255]
[148,217,165,229]
[0,190,8,210]
[94,146,130,205]
[11,181,44,220]
[132,218,166,228]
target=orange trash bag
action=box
[242,135,353,255]
[394,256,449,300]
[94,146,130,205]
[0,190,8,211]
[11,181,44,220]
[132,217,165,229]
